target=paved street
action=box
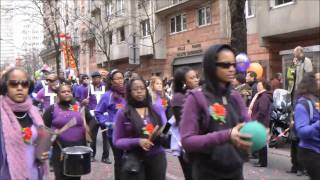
[45,130,309,180]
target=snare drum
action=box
[62,146,93,177]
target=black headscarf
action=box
[202,44,235,97]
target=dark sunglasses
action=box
[7,80,30,88]
[216,62,236,69]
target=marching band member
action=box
[36,73,59,112]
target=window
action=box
[116,0,124,15]
[270,0,294,8]
[105,0,112,17]
[245,0,254,18]
[170,14,186,33]
[108,31,113,44]
[118,26,125,42]
[197,6,211,26]
[141,20,150,37]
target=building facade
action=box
[40,0,319,80]
[0,1,16,69]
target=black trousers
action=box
[258,146,267,166]
[298,147,320,180]
[178,156,193,180]
[108,137,123,180]
[191,159,243,180]
[121,152,167,180]
[290,139,303,171]
[90,124,110,159]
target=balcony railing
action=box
[155,0,188,11]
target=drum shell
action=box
[62,147,91,176]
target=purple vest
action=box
[52,104,85,142]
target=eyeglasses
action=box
[113,77,124,81]
[46,79,58,83]
[7,80,30,88]
[216,62,236,69]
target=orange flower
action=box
[145,123,154,135]
[116,103,123,110]
[22,127,32,144]
[73,104,79,112]
[162,99,168,107]
[213,103,225,117]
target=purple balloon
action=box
[236,53,250,72]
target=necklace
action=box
[16,113,27,119]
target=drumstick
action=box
[100,128,108,133]
[57,117,77,135]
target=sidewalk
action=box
[268,144,291,158]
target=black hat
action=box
[91,71,101,78]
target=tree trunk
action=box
[228,0,247,54]
[55,47,61,75]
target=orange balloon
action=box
[247,62,263,80]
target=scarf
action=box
[0,95,45,179]
[111,85,125,100]
[248,90,266,117]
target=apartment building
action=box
[41,0,319,80]
[155,0,319,79]
[78,0,166,78]
[246,0,320,81]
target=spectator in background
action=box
[233,73,252,104]
[287,46,313,176]
[248,80,273,167]
[270,73,283,91]
[246,71,258,105]
[294,72,320,180]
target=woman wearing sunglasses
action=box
[36,73,59,112]
[0,68,48,180]
[180,44,252,179]
[42,83,93,180]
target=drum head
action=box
[62,146,93,155]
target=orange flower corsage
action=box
[69,104,79,112]
[142,123,154,136]
[21,127,32,144]
[116,103,123,110]
[209,103,226,123]
[161,98,168,108]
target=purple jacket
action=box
[180,89,250,152]
[251,91,273,127]
[36,86,57,111]
[113,105,167,156]
[88,83,105,110]
[295,97,320,153]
